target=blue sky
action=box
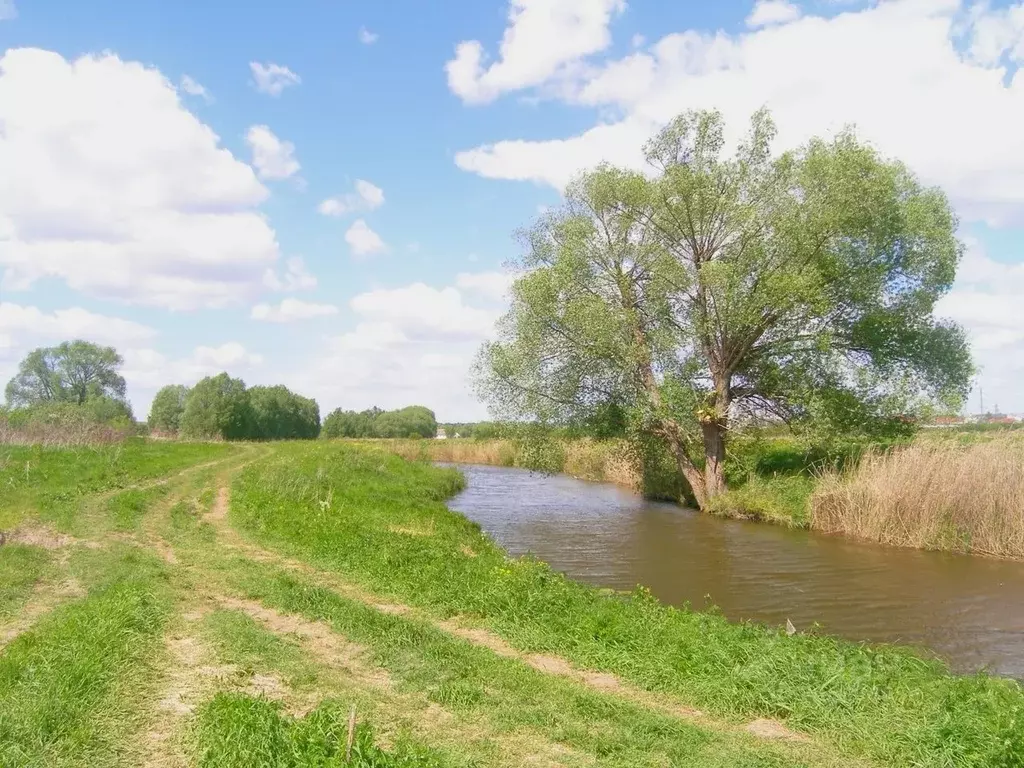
[1,0,1024,419]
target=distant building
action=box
[932,415,965,426]
[436,427,448,440]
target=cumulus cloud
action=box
[455,271,518,302]
[179,74,212,102]
[359,27,379,45]
[246,125,300,180]
[0,304,157,357]
[0,48,280,310]
[318,180,385,216]
[453,0,1024,226]
[746,0,801,28]
[936,239,1024,413]
[251,298,339,322]
[249,61,300,96]
[263,256,317,292]
[288,272,512,419]
[445,0,626,104]
[345,219,387,257]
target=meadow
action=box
[1,438,1022,766]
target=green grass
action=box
[194,693,455,768]
[106,484,173,531]
[219,562,819,768]
[0,438,234,531]
[0,545,51,620]
[231,442,1024,768]
[0,546,171,767]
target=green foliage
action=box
[180,373,253,440]
[148,384,190,433]
[5,341,128,409]
[175,375,321,442]
[476,108,973,505]
[322,405,437,439]
[230,442,1024,768]
[249,385,320,440]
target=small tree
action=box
[476,109,972,509]
[180,373,252,440]
[148,385,191,434]
[5,341,127,407]
[374,405,438,438]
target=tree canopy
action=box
[5,341,128,408]
[148,384,191,433]
[249,385,320,440]
[476,109,972,509]
[180,373,252,441]
[177,375,320,441]
[322,405,437,439]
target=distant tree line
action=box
[321,405,437,439]
[150,374,320,441]
[437,421,502,439]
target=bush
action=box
[180,374,253,440]
[148,384,190,434]
[322,405,437,439]
[0,402,134,445]
[249,385,320,440]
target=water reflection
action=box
[445,463,1024,677]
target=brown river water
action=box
[445,463,1024,678]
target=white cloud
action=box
[287,272,512,419]
[249,61,300,96]
[179,74,212,102]
[251,298,339,322]
[0,304,157,356]
[967,2,1024,65]
[936,239,1024,413]
[359,27,379,45]
[263,256,317,292]
[0,48,280,310]
[318,179,385,216]
[445,0,626,104]
[120,342,264,408]
[455,271,518,302]
[350,283,501,341]
[1,0,17,21]
[746,0,801,28]
[345,219,387,257]
[246,125,300,180]
[453,0,1024,226]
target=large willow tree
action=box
[475,110,972,509]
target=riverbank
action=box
[3,438,1022,765]
[378,431,1024,559]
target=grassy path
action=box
[1,439,1022,766]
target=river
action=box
[445,463,1024,678]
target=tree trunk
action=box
[661,422,709,510]
[700,418,726,499]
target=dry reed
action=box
[811,435,1024,558]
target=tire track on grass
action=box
[202,481,876,768]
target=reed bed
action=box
[812,435,1024,558]
[370,437,641,490]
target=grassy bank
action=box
[3,437,1022,765]
[0,438,233,531]
[232,441,1024,768]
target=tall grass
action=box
[371,437,642,490]
[812,435,1024,557]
